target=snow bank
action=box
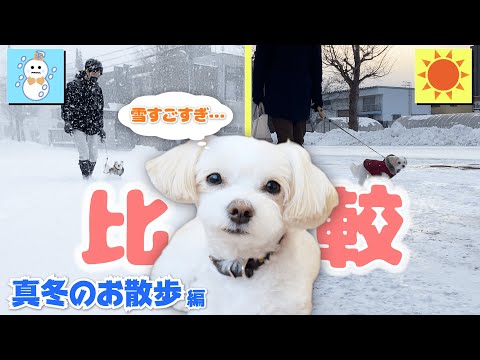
[330,116,382,127]
[304,123,480,146]
[313,116,384,132]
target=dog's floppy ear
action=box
[278,141,339,229]
[145,140,205,204]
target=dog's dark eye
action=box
[206,173,222,185]
[265,180,281,194]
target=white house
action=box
[323,86,432,127]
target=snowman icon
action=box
[22,50,49,101]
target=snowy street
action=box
[1,135,480,315]
[308,145,480,314]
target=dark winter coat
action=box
[363,159,395,178]
[61,70,104,136]
[252,45,323,123]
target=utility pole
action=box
[403,81,412,115]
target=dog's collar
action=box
[209,235,285,279]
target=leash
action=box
[103,141,109,174]
[325,117,386,159]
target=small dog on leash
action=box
[104,161,124,176]
[350,154,407,185]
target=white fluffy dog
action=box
[350,154,407,185]
[145,135,338,315]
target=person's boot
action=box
[88,161,96,177]
[79,160,91,180]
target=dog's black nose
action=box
[227,199,255,224]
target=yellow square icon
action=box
[415,48,472,104]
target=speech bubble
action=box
[118,92,234,141]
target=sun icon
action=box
[415,49,472,103]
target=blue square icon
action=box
[7,49,66,105]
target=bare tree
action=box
[321,69,347,96]
[322,45,395,131]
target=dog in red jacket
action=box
[350,154,407,185]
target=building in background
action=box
[192,51,244,136]
[46,45,245,150]
[323,86,431,127]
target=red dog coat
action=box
[363,159,395,178]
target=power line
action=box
[100,45,204,69]
[80,45,144,61]
[86,46,154,64]
[66,46,155,67]
[66,45,206,74]
[66,45,148,65]
[92,45,144,59]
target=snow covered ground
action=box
[304,122,480,146]
[1,125,480,315]
[309,145,480,314]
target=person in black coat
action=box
[252,45,326,146]
[61,59,106,179]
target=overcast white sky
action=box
[1,44,475,87]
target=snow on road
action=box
[1,137,479,314]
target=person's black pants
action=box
[271,117,306,146]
